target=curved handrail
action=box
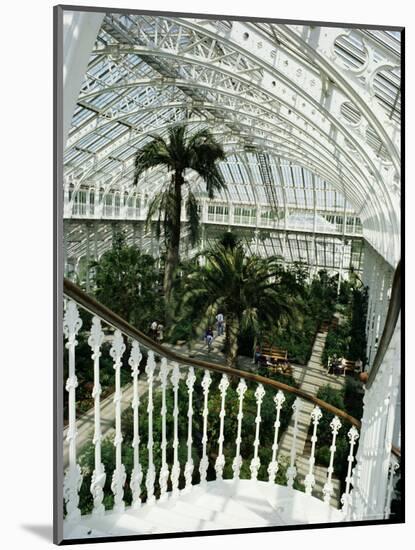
[63,278,361,429]
[366,260,401,390]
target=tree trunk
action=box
[163,171,183,308]
[225,315,240,369]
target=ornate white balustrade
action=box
[62,293,400,537]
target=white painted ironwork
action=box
[232,379,247,479]
[341,425,359,515]
[88,316,106,516]
[199,370,212,485]
[304,406,323,496]
[268,390,286,483]
[129,340,143,509]
[158,357,169,502]
[250,384,266,480]
[184,367,196,493]
[286,397,301,489]
[110,329,126,513]
[145,351,156,505]
[384,455,400,519]
[323,416,342,504]
[171,363,181,497]
[63,300,83,521]
[215,374,230,480]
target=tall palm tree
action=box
[178,241,297,368]
[133,124,226,304]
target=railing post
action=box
[184,367,196,493]
[129,341,143,509]
[250,384,266,480]
[199,370,212,485]
[323,416,342,504]
[341,426,359,516]
[158,358,170,502]
[215,374,229,480]
[145,351,156,505]
[384,455,400,519]
[63,301,83,521]
[232,379,247,480]
[88,317,106,516]
[268,390,286,483]
[286,397,301,489]
[171,363,181,497]
[304,406,322,496]
[110,330,126,513]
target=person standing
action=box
[150,320,158,340]
[216,312,224,336]
[157,322,164,343]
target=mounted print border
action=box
[54,4,404,545]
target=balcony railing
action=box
[61,278,400,533]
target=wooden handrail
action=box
[63,277,402,457]
[63,278,361,429]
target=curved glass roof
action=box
[64,12,401,267]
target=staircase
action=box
[64,479,344,539]
[60,279,398,543]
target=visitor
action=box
[150,320,158,340]
[355,357,363,372]
[157,322,164,343]
[216,312,224,336]
[254,345,261,364]
[205,327,214,352]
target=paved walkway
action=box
[277,329,345,507]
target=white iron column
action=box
[232,379,247,480]
[215,374,230,480]
[341,426,359,516]
[171,363,181,497]
[88,317,106,516]
[129,341,143,509]
[110,330,126,513]
[323,416,342,504]
[184,368,196,493]
[268,391,286,483]
[63,301,83,521]
[304,406,322,496]
[145,351,156,505]
[250,384,266,480]
[286,397,301,489]
[199,370,212,485]
[158,358,170,502]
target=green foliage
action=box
[92,231,164,332]
[322,285,368,365]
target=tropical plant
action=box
[133,124,226,305]
[91,231,164,332]
[177,241,299,368]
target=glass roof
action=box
[63,12,401,268]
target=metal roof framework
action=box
[64,13,401,268]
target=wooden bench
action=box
[343,359,362,376]
[328,357,360,376]
[260,344,288,362]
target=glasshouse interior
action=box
[59,9,402,541]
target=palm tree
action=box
[133,124,226,304]
[178,240,297,368]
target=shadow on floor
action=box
[20,524,53,542]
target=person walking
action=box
[205,326,214,352]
